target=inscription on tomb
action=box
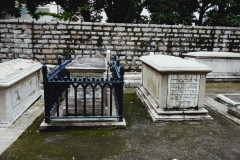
[167,75,200,108]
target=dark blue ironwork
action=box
[42,54,124,123]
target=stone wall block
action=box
[57,25,66,29]
[114,27,125,31]
[133,28,141,32]
[142,28,152,32]
[42,35,53,39]
[24,39,32,43]
[131,37,138,41]
[38,39,48,43]
[199,30,206,34]
[34,44,43,48]
[93,26,102,30]
[82,25,92,30]
[103,27,113,31]
[49,40,59,44]
[17,43,29,48]
[136,33,143,36]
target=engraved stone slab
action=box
[167,74,200,108]
[0,59,42,127]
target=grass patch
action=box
[206,82,240,89]
[1,93,240,160]
[0,93,147,160]
[123,93,148,127]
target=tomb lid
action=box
[183,51,240,58]
[66,57,107,71]
[0,59,41,87]
[140,55,212,73]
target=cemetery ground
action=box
[1,83,240,160]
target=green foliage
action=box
[36,11,72,21]
[94,0,147,23]
[203,0,240,26]
[0,0,239,26]
[0,0,24,18]
[146,0,198,25]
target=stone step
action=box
[124,80,141,88]
[124,73,141,80]
[136,86,213,122]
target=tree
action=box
[0,0,25,18]
[1,0,147,23]
[93,0,147,23]
[203,0,240,26]
[196,0,216,26]
[195,0,240,26]
[145,0,198,25]
[1,0,239,26]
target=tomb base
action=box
[39,118,126,130]
[62,98,112,116]
[136,86,213,121]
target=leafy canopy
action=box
[0,0,239,26]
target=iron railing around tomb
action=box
[42,55,124,123]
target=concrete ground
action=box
[0,95,44,155]
[0,83,240,159]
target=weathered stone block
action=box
[0,59,41,127]
[183,51,240,81]
[57,25,66,29]
[82,25,92,30]
[114,27,125,31]
[133,28,141,32]
[136,55,212,121]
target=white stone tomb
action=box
[183,51,240,82]
[66,56,107,78]
[65,57,109,115]
[0,59,42,127]
[136,55,213,121]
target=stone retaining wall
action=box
[0,20,240,71]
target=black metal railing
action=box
[42,54,124,123]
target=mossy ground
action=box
[1,84,240,159]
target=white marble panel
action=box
[167,74,200,108]
[142,64,159,99]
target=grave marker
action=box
[136,55,213,121]
[0,59,41,127]
[183,51,240,82]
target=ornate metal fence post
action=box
[58,57,62,66]
[118,66,124,121]
[42,65,50,123]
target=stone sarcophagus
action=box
[183,51,240,82]
[0,59,42,127]
[65,57,108,115]
[136,55,213,121]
